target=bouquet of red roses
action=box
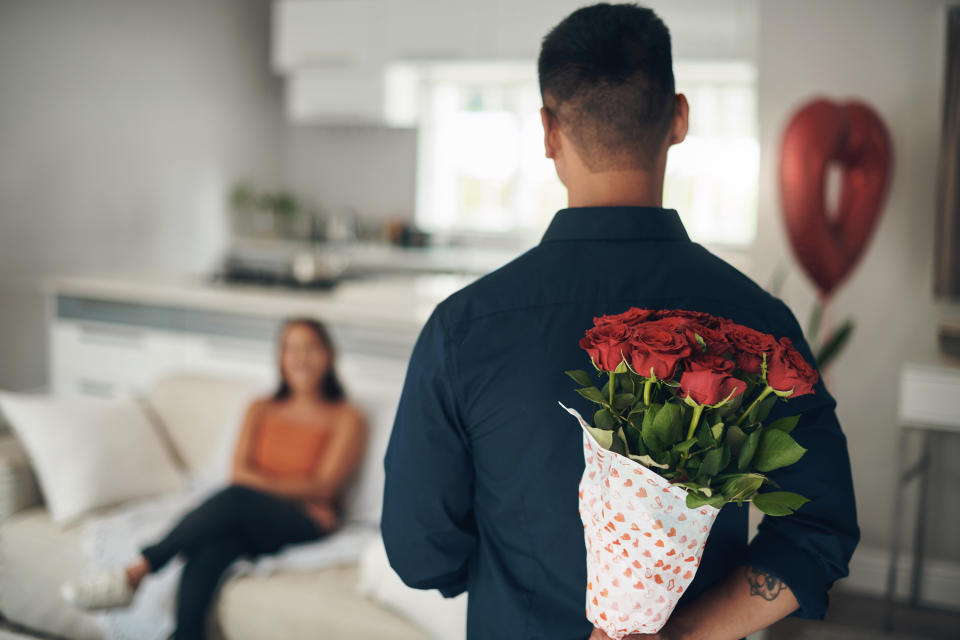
[558,307,819,639]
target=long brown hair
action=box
[272,317,347,402]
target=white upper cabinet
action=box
[272,0,372,72]
[370,0,491,60]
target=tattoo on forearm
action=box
[744,566,786,601]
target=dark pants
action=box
[140,485,324,640]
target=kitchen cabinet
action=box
[46,281,426,401]
[271,0,372,72]
[285,65,388,125]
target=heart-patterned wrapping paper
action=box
[559,402,721,640]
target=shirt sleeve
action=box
[381,305,476,597]
[745,301,861,619]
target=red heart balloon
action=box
[779,99,893,300]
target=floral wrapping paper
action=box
[560,402,720,639]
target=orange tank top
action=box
[251,412,333,479]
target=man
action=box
[381,3,859,639]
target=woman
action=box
[61,317,368,640]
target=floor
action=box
[3,592,958,639]
[766,591,960,640]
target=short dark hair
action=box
[537,3,675,171]
[272,316,347,402]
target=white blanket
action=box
[81,475,377,640]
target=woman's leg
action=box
[172,537,248,640]
[170,491,326,639]
[140,485,279,572]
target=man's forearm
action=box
[657,565,799,640]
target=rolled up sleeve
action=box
[746,302,861,619]
[381,305,476,597]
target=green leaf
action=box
[613,359,628,374]
[815,318,854,371]
[696,419,716,447]
[610,428,629,455]
[751,393,777,422]
[686,491,726,509]
[711,422,724,442]
[725,425,748,454]
[767,415,800,434]
[601,378,613,398]
[699,448,725,479]
[613,393,635,411]
[640,403,663,451]
[721,474,765,504]
[594,407,616,430]
[738,428,761,471]
[575,386,606,404]
[585,425,613,450]
[652,401,684,447]
[672,438,698,453]
[619,374,636,395]
[629,453,670,469]
[752,491,809,516]
[565,369,593,387]
[753,430,807,473]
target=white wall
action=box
[0,0,286,389]
[753,0,960,592]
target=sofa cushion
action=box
[217,565,430,640]
[0,506,103,640]
[0,434,42,520]
[145,375,264,475]
[0,393,185,526]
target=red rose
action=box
[687,353,736,374]
[722,322,779,375]
[686,322,731,356]
[627,319,694,379]
[678,369,747,406]
[579,322,633,371]
[766,337,819,397]
[593,307,656,328]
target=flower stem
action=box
[734,385,774,427]
[643,378,653,406]
[608,371,615,406]
[686,403,704,441]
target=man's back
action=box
[382,206,858,639]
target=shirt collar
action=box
[539,206,690,244]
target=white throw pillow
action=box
[0,392,185,526]
[356,535,467,640]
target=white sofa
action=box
[0,373,435,640]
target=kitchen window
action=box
[400,60,758,249]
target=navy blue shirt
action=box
[382,206,859,639]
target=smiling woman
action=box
[59,316,369,640]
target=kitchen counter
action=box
[44,270,479,337]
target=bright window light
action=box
[400,60,758,248]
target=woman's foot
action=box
[61,556,150,611]
[61,568,135,610]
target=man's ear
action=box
[668,93,689,147]
[540,106,558,159]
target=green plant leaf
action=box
[725,425,748,453]
[756,393,777,422]
[653,401,684,447]
[585,424,613,450]
[752,491,809,516]
[630,453,670,469]
[737,429,761,471]
[575,386,606,405]
[720,474,765,504]
[610,428,629,455]
[711,422,724,442]
[672,438,698,454]
[753,430,807,473]
[699,447,725,479]
[594,407,616,430]
[686,491,726,509]
[619,374,636,395]
[613,359,628,374]
[640,403,664,451]
[565,369,594,387]
[613,393,635,411]
[767,415,800,434]
[816,318,854,371]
